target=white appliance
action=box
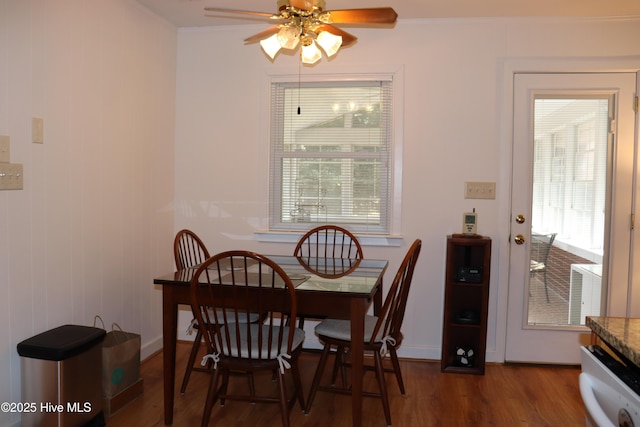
[580,345,640,426]
[569,264,602,325]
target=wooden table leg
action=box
[163,287,178,425]
[373,281,383,316]
[350,299,365,427]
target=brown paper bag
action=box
[94,316,141,397]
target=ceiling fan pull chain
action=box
[297,57,302,115]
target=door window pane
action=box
[527,97,610,326]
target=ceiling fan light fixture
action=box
[300,38,322,64]
[277,25,300,50]
[316,31,342,57]
[260,33,282,59]
[208,2,397,65]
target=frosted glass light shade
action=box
[277,26,300,50]
[300,40,322,64]
[316,31,342,57]
[260,33,282,59]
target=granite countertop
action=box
[586,316,640,367]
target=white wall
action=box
[0,1,176,424]
[174,17,640,358]
[1,3,639,423]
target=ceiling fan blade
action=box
[244,26,281,44]
[316,24,357,47]
[204,7,277,19]
[326,7,398,24]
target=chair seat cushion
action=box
[207,308,261,324]
[220,324,305,359]
[315,315,378,342]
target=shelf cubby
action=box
[441,235,491,375]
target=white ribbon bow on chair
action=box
[379,335,396,357]
[277,353,292,374]
[201,352,291,374]
[201,352,221,370]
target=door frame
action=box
[494,58,640,363]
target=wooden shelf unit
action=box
[441,235,491,374]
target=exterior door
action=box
[505,72,637,364]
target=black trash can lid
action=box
[17,325,106,361]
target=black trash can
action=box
[17,325,106,427]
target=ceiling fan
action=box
[204,0,398,64]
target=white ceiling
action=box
[135,0,640,28]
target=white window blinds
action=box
[269,79,393,234]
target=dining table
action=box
[154,254,388,427]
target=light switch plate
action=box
[0,163,23,190]
[0,135,9,163]
[465,181,496,199]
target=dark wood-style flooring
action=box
[105,341,585,426]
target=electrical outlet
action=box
[465,181,496,199]
[0,163,23,190]
[0,135,9,163]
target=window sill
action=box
[254,231,404,247]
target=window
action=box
[268,78,394,234]
[532,96,610,252]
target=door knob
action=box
[515,214,526,224]
[514,234,525,245]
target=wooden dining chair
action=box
[304,239,422,426]
[293,224,364,328]
[294,224,364,260]
[174,229,210,272]
[189,251,306,427]
[173,229,211,394]
[174,230,261,395]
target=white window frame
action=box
[255,66,404,246]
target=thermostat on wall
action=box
[462,209,477,235]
